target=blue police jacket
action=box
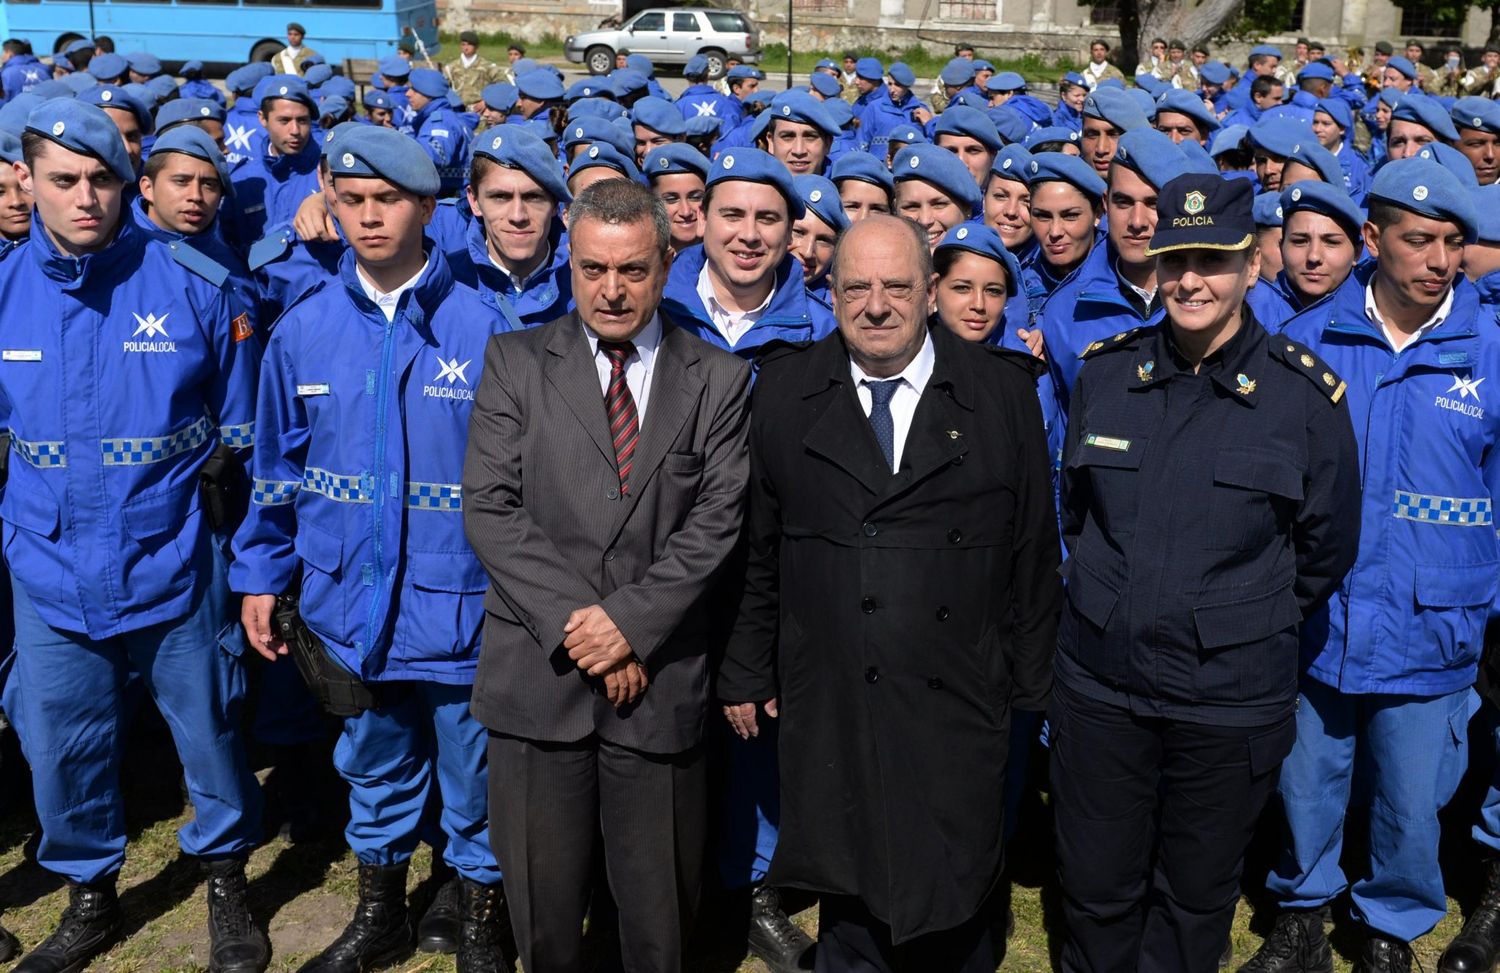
[1051,102,1084,134]
[180,78,228,107]
[230,248,520,682]
[1038,239,1161,413]
[225,140,322,253]
[661,245,836,360]
[1334,146,1372,204]
[859,91,931,155]
[388,86,417,134]
[1474,269,1500,323]
[223,101,267,169]
[1261,91,1317,126]
[427,198,474,256]
[411,98,473,195]
[131,196,261,338]
[0,217,259,639]
[447,216,573,327]
[1246,277,1297,332]
[1219,102,1264,132]
[1283,264,1500,694]
[678,83,743,129]
[2,55,47,101]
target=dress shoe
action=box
[296,863,412,973]
[14,879,121,973]
[1237,908,1333,973]
[1442,859,1500,973]
[746,884,813,973]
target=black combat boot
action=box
[1442,860,1500,973]
[296,863,412,973]
[1356,932,1413,973]
[746,883,813,973]
[454,879,508,973]
[0,921,19,962]
[1237,908,1334,973]
[416,859,460,954]
[14,879,122,973]
[204,858,270,973]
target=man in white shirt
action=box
[270,23,318,76]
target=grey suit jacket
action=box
[462,313,751,754]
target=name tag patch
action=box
[297,383,330,397]
[1,350,41,362]
[1085,434,1131,452]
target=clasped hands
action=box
[565,604,648,708]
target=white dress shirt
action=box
[850,331,936,473]
[356,260,428,323]
[583,314,663,426]
[1364,281,1453,351]
[697,262,773,347]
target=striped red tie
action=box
[601,341,639,496]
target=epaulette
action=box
[168,240,229,288]
[753,338,813,369]
[1272,336,1347,403]
[1079,326,1151,360]
[982,343,1046,379]
[247,224,295,271]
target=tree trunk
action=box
[1139,0,1247,52]
[1117,0,1142,80]
[1490,3,1500,46]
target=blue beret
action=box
[377,55,411,81]
[609,69,649,98]
[319,76,357,102]
[150,125,232,191]
[1083,86,1148,132]
[61,39,92,57]
[517,68,564,102]
[1134,73,1169,97]
[568,96,625,121]
[124,81,160,110]
[1155,88,1219,132]
[53,74,93,94]
[1179,137,1215,170]
[727,64,761,82]
[794,174,850,232]
[1473,184,1500,242]
[330,123,439,196]
[823,98,854,128]
[320,121,362,157]
[1252,190,1284,227]
[973,59,994,71]
[181,59,204,76]
[570,141,643,184]
[809,72,842,99]
[940,58,976,87]
[1367,156,1478,241]
[892,143,982,210]
[125,51,161,76]
[632,96,686,136]
[511,58,539,77]
[88,52,127,81]
[564,79,609,102]
[708,146,803,218]
[1415,142,1480,187]
[684,54,710,78]
[831,151,894,193]
[625,53,655,78]
[1392,92,1459,141]
[157,98,226,133]
[855,57,884,82]
[934,223,1022,296]
[1126,88,1156,118]
[686,115,721,137]
[1022,125,1080,149]
[564,116,634,157]
[80,85,154,135]
[303,63,334,88]
[1286,139,1341,184]
[0,94,43,137]
[1061,71,1087,88]
[408,68,448,100]
[1385,55,1418,80]
[1026,151,1107,203]
[1249,44,1283,59]
[25,99,134,181]
[226,62,272,95]
[1343,73,1364,89]
[1280,180,1363,238]
[977,105,1024,145]
[990,143,1035,183]
[889,62,917,88]
[949,90,989,110]
[644,143,709,182]
[1146,173,1255,254]
[888,122,927,146]
[1314,97,1352,131]
[1377,87,1403,108]
[0,131,20,165]
[933,105,1001,152]
[1246,115,1305,157]
[989,71,1026,93]
[1297,61,1335,82]
[145,75,179,103]
[258,75,317,114]
[319,95,351,119]
[357,89,392,114]
[1200,61,1232,86]
[474,125,570,203]
[526,116,559,144]
[1115,128,1215,188]
[754,90,840,139]
[1453,95,1500,135]
[301,54,326,68]
[741,89,775,110]
[815,58,839,71]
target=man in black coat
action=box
[717,214,1061,972]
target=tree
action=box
[1081,0,1252,77]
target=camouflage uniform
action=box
[445,55,504,107]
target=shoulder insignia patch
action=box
[1275,338,1346,403]
[1079,326,1150,360]
[247,226,295,271]
[168,241,230,288]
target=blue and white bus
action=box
[0,0,440,69]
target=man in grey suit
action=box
[461,178,752,973]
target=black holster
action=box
[274,571,378,717]
[199,443,249,533]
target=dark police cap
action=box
[1145,172,1254,256]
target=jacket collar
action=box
[464,214,566,295]
[799,321,976,411]
[1314,260,1479,346]
[27,209,140,285]
[1132,306,1268,405]
[337,245,454,337]
[665,244,817,328]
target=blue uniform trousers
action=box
[334,681,498,884]
[3,536,261,884]
[715,717,779,888]
[1267,680,1475,941]
[1473,705,1500,853]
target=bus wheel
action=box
[250,40,282,63]
[586,46,614,75]
[53,33,83,55]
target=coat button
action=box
[951,455,964,466]
[607,488,619,500]
[935,606,949,621]
[947,528,963,543]
[928,677,944,690]
[861,597,876,614]
[865,666,880,684]
[603,550,615,562]
[862,521,878,537]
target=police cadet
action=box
[79,83,153,176]
[754,91,839,176]
[632,96,686,166]
[830,150,894,223]
[1452,97,1500,187]
[858,62,926,157]
[405,69,471,196]
[451,126,573,326]
[225,76,320,249]
[933,104,1001,187]
[0,99,268,973]
[0,131,29,257]
[1051,171,1360,973]
[645,142,709,253]
[891,143,980,251]
[678,54,742,129]
[789,173,847,304]
[1242,157,1500,973]
[232,125,519,973]
[224,62,273,167]
[1079,86,1149,178]
[1268,181,1364,322]
[158,98,229,155]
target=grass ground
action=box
[0,722,1483,972]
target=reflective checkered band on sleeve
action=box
[302,467,373,503]
[406,481,462,510]
[101,415,214,466]
[219,422,255,449]
[1392,490,1494,526]
[252,479,299,506]
[12,436,67,468]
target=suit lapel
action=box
[543,315,616,468]
[801,337,893,496]
[876,387,969,504]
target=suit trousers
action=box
[815,895,995,973]
[1049,680,1295,973]
[487,732,706,973]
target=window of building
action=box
[1285,0,1305,30]
[793,0,848,12]
[1089,2,1119,25]
[1398,5,1464,36]
[939,0,994,19]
